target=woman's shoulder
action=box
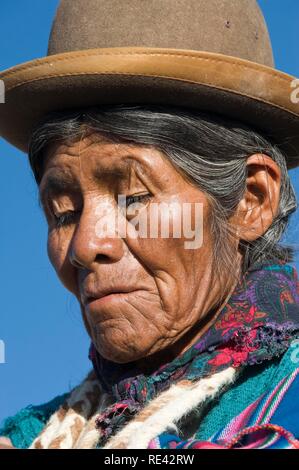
[0,392,69,449]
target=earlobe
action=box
[231,154,281,242]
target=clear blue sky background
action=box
[0,1,298,425]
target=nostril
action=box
[95,253,113,264]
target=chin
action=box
[92,325,161,364]
[97,347,144,364]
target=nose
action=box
[68,200,124,269]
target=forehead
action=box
[43,133,169,170]
[43,135,142,170]
[39,134,180,195]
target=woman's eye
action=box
[125,193,151,208]
[54,210,79,228]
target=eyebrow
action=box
[95,156,154,184]
[93,160,131,179]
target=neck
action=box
[133,285,237,375]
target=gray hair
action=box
[28,105,298,298]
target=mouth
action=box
[83,288,142,307]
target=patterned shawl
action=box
[90,259,299,446]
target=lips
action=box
[82,286,140,304]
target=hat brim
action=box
[1,47,299,169]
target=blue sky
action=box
[0,0,298,425]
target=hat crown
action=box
[48,0,274,67]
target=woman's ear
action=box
[230,153,281,241]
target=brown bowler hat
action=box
[1,0,299,168]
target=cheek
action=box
[126,197,212,274]
[47,231,78,296]
[125,196,215,321]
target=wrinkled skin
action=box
[37,133,281,371]
[0,132,282,449]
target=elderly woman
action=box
[1,0,299,450]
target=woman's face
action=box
[39,132,233,364]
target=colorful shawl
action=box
[90,259,299,448]
[150,367,299,449]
